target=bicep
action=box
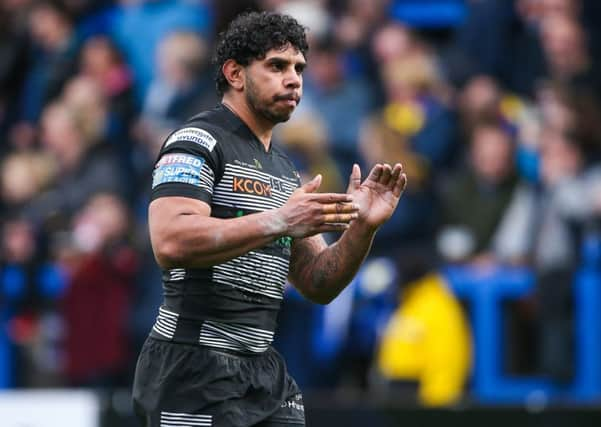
[149,196,211,252]
[150,194,211,222]
[288,234,328,288]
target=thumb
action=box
[346,164,361,193]
[302,174,322,193]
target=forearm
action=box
[291,221,377,304]
[152,209,285,268]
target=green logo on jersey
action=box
[276,236,292,248]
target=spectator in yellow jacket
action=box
[377,272,472,406]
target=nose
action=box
[284,68,301,89]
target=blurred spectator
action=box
[496,128,601,381]
[457,74,542,183]
[332,0,390,83]
[0,151,57,216]
[61,76,108,144]
[438,119,518,263]
[367,21,417,103]
[359,49,456,255]
[61,192,137,387]
[79,35,137,140]
[370,22,416,67]
[457,75,504,139]
[447,0,521,86]
[379,49,456,168]
[375,254,472,406]
[334,0,389,51]
[537,82,601,162]
[24,102,125,228]
[110,0,212,99]
[300,34,377,176]
[17,0,79,131]
[135,31,217,163]
[539,14,601,99]
[0,217,66,387]
[277,113,344,194]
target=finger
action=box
[302,174,322,193]
[322,202,359,214]
[393,173,408,197]
[346,163,361,193]
[388,163,403,190]
[366,164,383,183]
[310,193,354,203]
[380,164,392,186]
[323,213,359,223]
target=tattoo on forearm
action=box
[289,238,316,282]
[290,231,373,302]
[311,244,342,290]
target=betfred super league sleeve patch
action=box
[152,153,206,189]
[164,127,217,152]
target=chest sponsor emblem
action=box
[232,176,272,197]
[165,127,217,152]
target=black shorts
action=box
[132,337,305,427]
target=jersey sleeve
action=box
[150,126,224,204]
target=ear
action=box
[222,59,244,91]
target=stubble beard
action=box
[245,76,295,125]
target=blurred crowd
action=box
[1,0,600,407]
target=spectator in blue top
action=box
[110,0,212,100]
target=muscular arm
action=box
[149,197,287,268]
[288,221,376,304]
[149,175,358,269]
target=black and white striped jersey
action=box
[149,104,301,354]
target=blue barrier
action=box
[443,235,601,403]
[569,235,601,401]
[0,266,27,389]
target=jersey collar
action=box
[219,103,272,154]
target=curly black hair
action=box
[213,11,309,96]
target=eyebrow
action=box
[266,57,307,70]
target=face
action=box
[470,126,513,183]
[461,75,500,116]
[541,16,585,68]
[243,45,306,124]
[540,130,582,184]
[81,37,115,75]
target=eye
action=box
[295,64,305,75]
[271,62,285,71]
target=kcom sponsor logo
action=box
[232,176,272,197]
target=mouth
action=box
[275,94,300,107]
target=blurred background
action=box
[0,0,600,426]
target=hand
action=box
[346,163,407,230]
[277,174,360,238]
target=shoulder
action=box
[162,105,231,153]
[163,125,220,153]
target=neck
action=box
[222,92,273,150]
